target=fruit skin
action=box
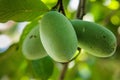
[40,11,77,62]
[71,19,117,57]
[22,26,47,60]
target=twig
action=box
[51,0,66,15]
[69,47,81,62]
[58,0,85,80]
[59,47,81,80]
[59,62,69,80]
[51,0,60,10]
[59,0,66,16]
[76,0,86,19]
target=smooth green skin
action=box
[22,26,47,60]
[40,11,77,62]
[71,20,117,57]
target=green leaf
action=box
[0,43,27,79]
[0,43,19,58]
[0,0,49,22]
[31,56,54,80]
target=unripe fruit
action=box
[71,20,117,57]
[40,11,77,62]
[22,26,47,60]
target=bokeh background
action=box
[0,0,120,80]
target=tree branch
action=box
[76,0,86,19]
[59,47,81,80]
[51,0,66,15]
[69,47,81,62]
[58,0,86,80]
[59,0,66,16]
[51,0,60,10]
[59,62,68,80]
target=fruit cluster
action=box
[22,11,117,62]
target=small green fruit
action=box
[40,11,77,62]
[71,20,117,57]
[22,26,47,60]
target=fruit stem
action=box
[59,47,81,80]
[51,0,66,16]
[59,62,69,80]
[76,0,86,19]
[69,47,81,62]
[58,0,66,16]
[51,0,60,10]
[59,0,86,80]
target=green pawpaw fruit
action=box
[22,26,47,60]
[71,19,117,57]
[40,11,77,62]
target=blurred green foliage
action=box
[0,0,120,80]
